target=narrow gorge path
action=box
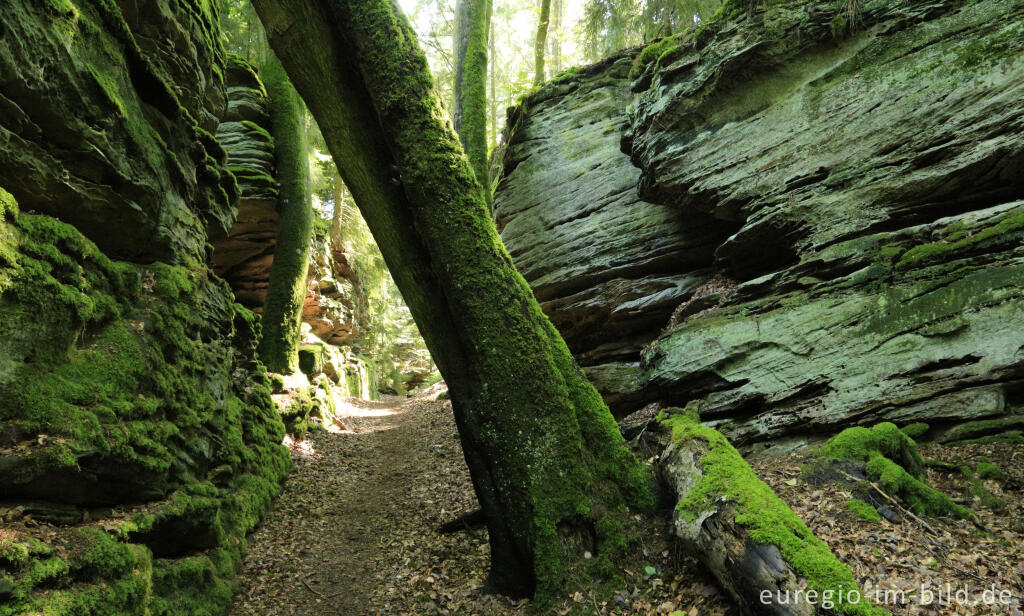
[229,388,524,616]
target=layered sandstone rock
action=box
[0,3,288,614]
[495,0,1024,445]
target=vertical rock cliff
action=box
[0,2,288,614]
[495,0,1024,448]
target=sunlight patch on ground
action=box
[282,434,321,460]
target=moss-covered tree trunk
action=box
[534,0,551,85]
[257,58,314,374]
[251,0,653,599]
[452,0,491,198]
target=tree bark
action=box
[257,58,314,374]
[452,0,491,198]
[330,173,344,246]
[551,0,562,74]
[250,0,654,600]
[534,0,552,85]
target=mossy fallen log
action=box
[656,408,886,616]
[821,422,971,519]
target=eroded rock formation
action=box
[212,57,280,308]
[0,3,287,614]
[495,0,1024,447]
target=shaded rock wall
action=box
[0,0,238,263]
[0,3,288,615]
[494,0,1024,447]
[492,56,734,412]
[212,58,280,308]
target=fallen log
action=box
[654,408,886,616]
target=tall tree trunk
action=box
[452,0,491,199]
[488,11,497,149]
[330,173,344,246]
[250,0,654,599]
[551,0,562,73]
[257,58,314,374]
[533,0,551,85]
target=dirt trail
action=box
[229,389,518,616]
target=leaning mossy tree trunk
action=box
[453,0,492,200]
[251,0,654,600]
[658,409,887,616]
[257,58,314,374]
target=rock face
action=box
[303,236,366,345]
[212,58,280,309]
[0,3,288,615]
[493,56,734,412]
[0,1,238,263]
[494,0,1024,446]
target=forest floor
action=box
[751,440,1024,616]
[229,386,1024,616]
[228,387,731,616]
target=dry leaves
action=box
[230,389,732,615]
[750,441,1024,616]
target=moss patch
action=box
[900,423,929,440]
[639,36,680,65]
[896,209,1024,270]
[661,409,884,616]
[975,461,1004,481]
[823,423,970,519]
[845,499,882,524]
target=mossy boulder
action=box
[0,210,289,615]
[298,344,326,376]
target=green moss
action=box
[452,0,490,201]
[845,499,882,524]
[865,455,970,518]
[298,344,325,375]
[823,423,968,518]
[975,462,1004,481]
[0,187,17,221]
[822,422,924,476]
[959,466,1004,510]
[550,65,583,83]
[0,539,30,569]
[0,214,289,614]
[0,188,18,293]
[639,36,680,65]
[257,59,314,374]
[661,409,882,616]
[940,416,1024,444]
[900,423,929,439]
[896,209,1024,269]
[239,120,275,144]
